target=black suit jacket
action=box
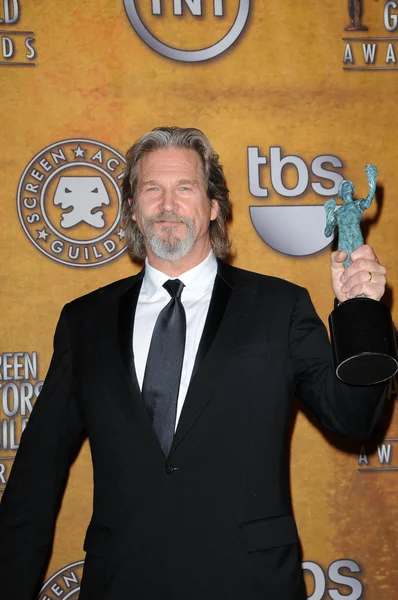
[0,261,387,600]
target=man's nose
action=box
[159,188,178,212]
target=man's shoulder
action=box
[64,271,143,315]
[219,261,303,297]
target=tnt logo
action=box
[123,0,251,62]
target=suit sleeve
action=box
[289,287,387,440]
[0,305,85,599]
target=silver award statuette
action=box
[324,165,398,385]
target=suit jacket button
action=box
[164,464,176,475]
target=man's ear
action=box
[128,198,136,221]
[210,199,219,221]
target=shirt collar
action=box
[143,251,217,299]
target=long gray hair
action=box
[121,126,232,261]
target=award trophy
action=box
[325,165,398,385]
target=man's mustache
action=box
[146,212,192,225]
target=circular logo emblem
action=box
[250,206,335,256]
[39,561,84,599]
[123,0,251,62]
[17,139,127,267]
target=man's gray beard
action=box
[144,212,196,261]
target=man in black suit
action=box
[0,127,388,599]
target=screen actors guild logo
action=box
[17,139,127,267]
[39,561,84,599]
[123,0,251,62]
[54,177,110,229]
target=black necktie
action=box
[142,279,186,456]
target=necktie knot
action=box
[163,279,184,299]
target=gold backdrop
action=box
[1,0,397,597]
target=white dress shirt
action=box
[133,251,217,427]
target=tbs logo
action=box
[304,559,363,600]
[248,146,344,257]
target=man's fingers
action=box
[340,269,386,293]
[331,250,347,266]
[340,258,386,282]
[350,243,377,262]
[330,245,385,302]
[343,281,385,300]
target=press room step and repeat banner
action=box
[1,0,398,598]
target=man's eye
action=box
[179,187,191,191]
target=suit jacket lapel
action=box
[118,273,143,396]
[171,261,255,454]
[190,273,232,381]
[99,269,163,454]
